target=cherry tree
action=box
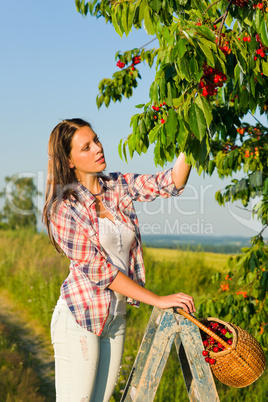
[75,0,268,348]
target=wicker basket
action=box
[174,308,266,388]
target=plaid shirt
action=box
[49,168,183,335]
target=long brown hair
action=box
[42,118,92,252]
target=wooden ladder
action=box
[120,307,220,402]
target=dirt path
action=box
[0,289,55,401]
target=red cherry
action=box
[254,56,258,61]
[203,340,209,347]
[243,37,247,42]
[217,343,223,348]
[227,339,233,345]
[202,89,208,96]
[197,22,202,26]
[247,37,251,42]
[209,358,216,365]
[131,66,135,71]
[163,101,166,105]
[257,3,264,9]
[213,346,219,353]
[160,119,165,124]
[221,328,227,335]
[155,106,159,111]
[260,52,265,57]
[202,350,209,356]
[205,357,210,363]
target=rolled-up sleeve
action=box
[49,202,119,289]
[123,168,184,202]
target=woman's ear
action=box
[68,159,75,169]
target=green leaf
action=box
[177,116,188,151]
[261,17,268,47]
[118,138,123,160]
[234,63,240,86]
[262,60,268,76]
[178,57,190,81]
[123,141,127,161]
[144,5,155,35]
[173,94,184,108]
[135,104,145,108]
[253,8,262,31]
[111,6,123,37]
[140,118,147,135]
[149,124,161,143]
[165,109,178,144]
[194,26,215,42]
[177,38,188,58]
[149,0,162,12]
[189,103,207,141]
[122,4,129,35]
[195,94,212,127]
[198,40,215,67]
[167,81,173,104]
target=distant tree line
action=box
[0,176,39,231]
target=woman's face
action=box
[68,126,106,181]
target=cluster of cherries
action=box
[237,125,264,139]
[201,321,233,365]
[235,0,267,9]
[234,0,249,7]
[199,64,227,98]
[152,102,167,124]
[245,146,259,158]
[252,2,268,10]
[254,34,267,60]
[116,60,125,68]
[116,55,141,71]
[217,33,232,56]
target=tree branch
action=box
[203,0,222,15]
[139,37,158,50]
[217,0,233,46]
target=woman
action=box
[43,118,195,401]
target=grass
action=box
[145,247,232,273]
[0,229,267,401]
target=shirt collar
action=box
[73,173,115,203]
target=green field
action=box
[0,230,267,401]
[145,247,232,272]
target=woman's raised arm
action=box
[171,153,192,190]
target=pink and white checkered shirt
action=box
[49,168,182,335]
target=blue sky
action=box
[0,0,266,238]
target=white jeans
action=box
[51,298,126,401]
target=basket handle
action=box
[173,307,231,349]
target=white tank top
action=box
[98,217,135,315]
